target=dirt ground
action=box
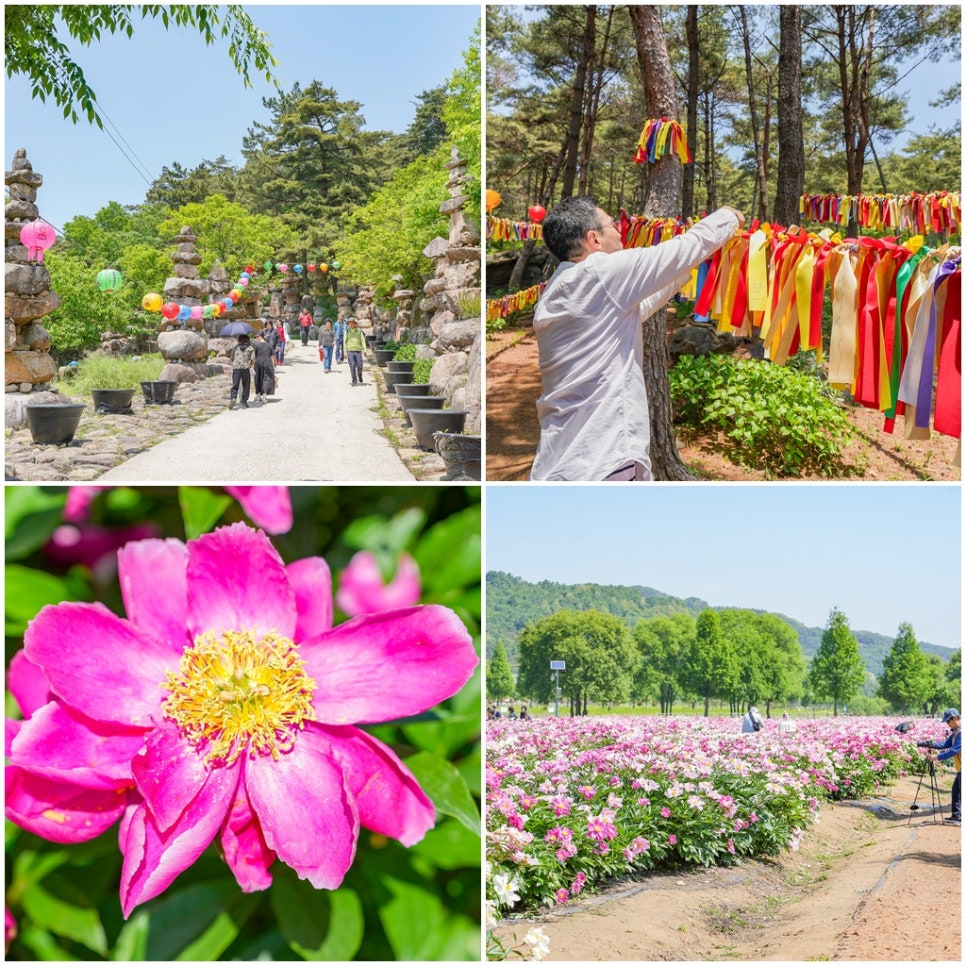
[484,327,962,482]
[494,774,961,961]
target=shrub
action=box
[412,358,433,384]
[669,354,855,478]
[393,343,418,362]
[54,354,165,396]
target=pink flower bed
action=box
[486,715,927,913]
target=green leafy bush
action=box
[393,343,418,362]
[54,354,165,396]
[669,354,855,478]
[412,358,434,384]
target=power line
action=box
[88,97,155,187]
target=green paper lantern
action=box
[97,268,123,293]
[330,260,341,271]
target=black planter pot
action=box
[373,348,396,367]
[435,433,482,481]
[407,408,468,450]
[140,380,177,405]
[397,383,431,396]
[387,360,416,373]
[397,394,444,427]
[365,335,379,348]
[25,403,86,445]
[91,388,135,414]
[383,370,414,393]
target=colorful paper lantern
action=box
[177,306,191,321]
[189,305,203,320]
[160,302,180,320]
[528,205,547,223]
[211,303,223,317]
[239,277,250,287]
[330,260,341,271]
[279,263,289,273]
[245,265,255,275]
[320,263,329,273]
[485,189,502,212]
[19,219,56,263]
[307,263,316,273]
[203,305,215,318]
[96,269,123,293]
[294,264,303,274]
[142,292,163,312]
[263,260,274,272]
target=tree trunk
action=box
[578,5,615,196]
[682,6,699,219]
[628,4,694,481]
[560,5,596,199]
[774,5,805,225]
[739,7,769,221]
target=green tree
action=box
[404,87,450,162]
[808,607,866,715]
[146,156,240,208]
[877,622,932,714]
[5,5,275,127]
[441,21,482,228]
[158,195,298,277]
[487,641,516,704]
[680,609,733,716]
[633,612,694,713]
[517,610,636,715]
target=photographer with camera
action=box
[918,708,961,826]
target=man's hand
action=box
[722,206,746,229]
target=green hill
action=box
[486,571,957,677]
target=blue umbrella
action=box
[220,321,255,336]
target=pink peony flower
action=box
[45,523,160,572]
[8,523,477,916]
[336,550,421,616]
[554,887,569,904]
[63,485,293,535]
[668,834,678,846]
[5,906,15,953]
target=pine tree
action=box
[487,641,516,705]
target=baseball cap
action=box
[941,708,959,723]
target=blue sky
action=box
[485,485,962,649]
[4,4,480,232]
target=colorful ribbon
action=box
[486,217,544,243]
[486,283,547,322]
[634,118,693,165]
[799,192,961,236]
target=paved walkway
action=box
[99,343,413,482]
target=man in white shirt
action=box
[530,197,744,481]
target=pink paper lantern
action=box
[189,305,204,320]
[20,220,56,263]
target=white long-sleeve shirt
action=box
[530,207,740,481]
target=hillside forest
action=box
[486,571,961,718]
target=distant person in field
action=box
[333,316,347,363]
[531,195,744,481]
[299,307,313,346]
[922,708,961,825]
[318,320,335,373]
[519,706,530,721]
[741,706,764,733]
[779,712,797,734]
[274,321,287,365]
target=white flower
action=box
[492,871,521,908]
[523,927,551,961]
[485,899,499,931]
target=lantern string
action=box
[90,96,155,186]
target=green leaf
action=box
[405,750,481,836]
[4,488,66,560]
[178,487,232,540]
[5,564,88,637]
[143,879,240,960]
[375,872,447,960]
[111,910,149,961]
[175,892,260,960]
[269,870,364,960]
[17,924,81,961]
[21,881,107,954]
[413,505,481,597]
[411,817,481,871]
[341,507,426,559]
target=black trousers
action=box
[230,369,251,402]
[254,363,274,395]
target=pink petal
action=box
[224,487,293,535]
[131,720,210,832]
[301,605,478,724]
[246,728,358,890]
[119,763,240,917]
[24,602,179,727]
[321,724,435,845]
[5,719,21,757]
[63,486,108,523]
[220,779,275,892]
[7,650,51,718]
[118,538,190,650]
[10,700,144,790]
[287,557,333,640]
[185,524,295,640]
[336,551,422,616]
[5,766,128,843]
[45,522,160,572]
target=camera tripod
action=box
[909,758,944,823]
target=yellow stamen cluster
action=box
[162,629,316,765]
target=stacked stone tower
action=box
[4,149,61,399]
[157,226,209,377]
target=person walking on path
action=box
[299,308,313,346]
[345,317,366,386]
[530,196,744,481]
[333,316,347,364]
[229,335,255,409]
[318,320,335,373]
[252,332,276,402]
[923,708,961,825]
[274,321,287,365]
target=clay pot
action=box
[407,408,467,450]
[373,348,396,367]
[140,381,177,405]
[435,433,482,481]
[387,360,416,373]
[383,370,414,393]
[91,388,134,414]
[397,394,444,427]
[25,403,86,445]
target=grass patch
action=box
[55,354,165,397]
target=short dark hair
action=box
[543,196,603,261]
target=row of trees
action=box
[8,7,480,354]
[487,605,960,718]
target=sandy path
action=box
[494,775,960,961]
